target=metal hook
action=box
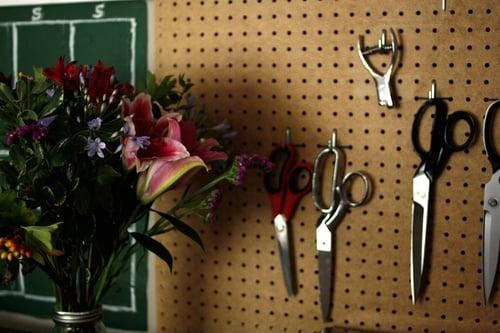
[328,129,337,149]
[415,80,452,101]
[428,80,437,101]
[357,28,399,108]
[284,127,291,146]
[442,0,446,11]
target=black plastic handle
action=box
[484,100,500,171]
[263,144,295,194]
[411,99,448,159]
[444,111,477,152]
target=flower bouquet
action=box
[0,58,270,330]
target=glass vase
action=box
[52,307,106,333]
[52,284,106,333]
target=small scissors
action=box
[264,128,313,296]
[410,97,476,304]
[482,100,500,303]
[312,130,371,321]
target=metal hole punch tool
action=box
[357,28,399,108]
[313,130,371,321]
[410,81,477,304]
[264,128,313,296]
[482,99,500,304]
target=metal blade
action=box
[483,211,499,303]
[318,250,332,322]
[317,221,333,322]
[410,173,431,304]
[274,214,295,295]
[482,170,500,303]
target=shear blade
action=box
[274,214,294,295]
[318,250,332,322]
[483,211,500,303]
[410,173,431,304]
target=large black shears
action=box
[410,97,477,304]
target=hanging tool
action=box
[410,81,477,304]
[264,128,313,296]
[313,130,371,321]
[482,99,500,303]
[357,28,399,108]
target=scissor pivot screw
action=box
[488,197,498,207]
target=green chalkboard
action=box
[0,1,150,331]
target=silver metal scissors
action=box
[410,96,476,304]
[312,130,371,322]
[482,100,500,303]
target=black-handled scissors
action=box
[482,100,500,303]
[410,98,477,304]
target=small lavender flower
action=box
[210,119,231,132]
[85,137,106,158]
[123,122,130,136]
[87,117,102,130]
[46,87,55,98]
[133,136,151,150]
[249,154,274,173]
[37,115,57,128]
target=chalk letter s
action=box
[31,7,42,21]
[92,3,105,19]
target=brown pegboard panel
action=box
[154,1,499,332]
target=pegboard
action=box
[153,1,499,332]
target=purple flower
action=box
[133,136,151,150]
[226,154,273,186]
[203,189,223,224]
[87,117,102,130]
[37,115,57,128]
[6,130,17,145]
[123,122,130,136]
[32,127,48,141]
[210,119,231,132]
[16,124,35,137]
[85,137,106,158]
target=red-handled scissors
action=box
[264,129,313,295]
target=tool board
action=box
[153,1,499,332]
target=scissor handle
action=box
[443,110,476,152]
[483,100,500,172]
[338,171,371,207]
[411,99,448,159]
[281,162,313,220]
[264,144,296,216]
[264,144,295,194]
[312,146,346,214]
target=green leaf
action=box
[151,209,204,251]
[38,89,63,118]
[51,182,67,207]
[74,187,90,215]
[130,232,173,271]
[15,78,27,102]
[152,75,175,101]
[8,145,26,171]
[0,82,15,103]
[41,186,55,203]
[22,223,63,264]
[0,190,38,227]
[20,109,38,121]
[96,165,121,186]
